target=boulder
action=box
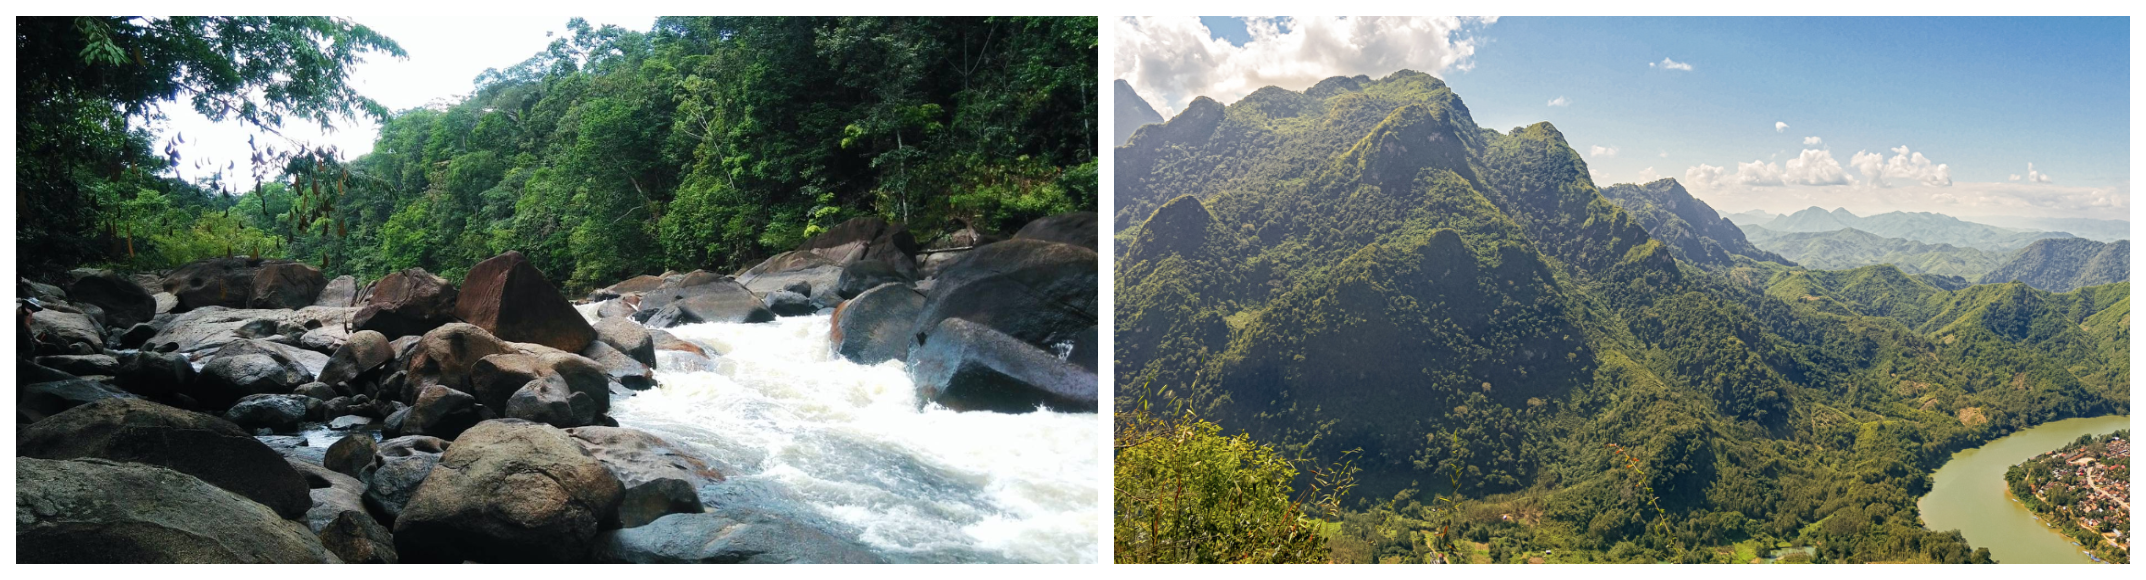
[17,457,337,563]
[398,385,483,440]
[393,419,625,563]
[68,269,157,328]
[113,350,196,397]
[595,299,637,319]
[907,317,1098,414]
[735,250,838,278]
[319,329,394,388]
[641,280,776,328]
[592,317,657,368]
[505,373,598,428]
[648,328,708,357]
[115,321,161,349]
[314,275,362,307]
[28,308,102,353]
[153,291,179,313]
[455,251,598,352]
[910,238,1097,352]
[351,268,459,339]
[214,336,331,378]
[295,380,337,400]
[35,353,118,377]
[581,339,657,391]
[797,217,920,276]
[605,274,670,295]
[18,398,315,518]
[362,436,448,524]
[832,283,926,364]
[566,426,726,489]
[195,346,315,410]
[251,261,329,309]
[288,459,398,563]
[403,323,514,401]
[835,259,912,299]
[324,433,381,480]
[616,478,701,529]
[469,351,612,417]
[763,289,816,316]
[143,306,356,356]
[592,510,885,564]
[738,264,843,306]
[225,393,313,433]
[20,378,138,423]
[1011,211,1099,250]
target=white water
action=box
[578,304,1098,563]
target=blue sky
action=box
[1115,16,2129,219]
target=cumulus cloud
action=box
[1851,146,1952,187]
[1803,136,1822,146]
[1650,57,1693,71]
[1782,149,1852,186]
[2025,162,2054,183]
[1736,160,1784,186]
[1547,96,1569,107]
[1590,145,1618,157]
[1685,163,1728,189]
[1115,16,1496,116]
[1637,167,1659,183]
[1775,121,1788,133]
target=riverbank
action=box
[2003,430,2130,563]
[1920,415,2131,564]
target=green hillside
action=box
[1599,179,1790,269]
[1114,80,1165,146]
[1758,207,2068,252]
[1114,71,2127,563]
[1742,227,2006,280]
[1979,238,2129,293]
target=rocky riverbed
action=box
[17,213,1099,563]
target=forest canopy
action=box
[17,16,1099,290]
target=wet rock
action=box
[910,238,1097,353]
[505,373,598,428]
[20,378,138,423]
[397,385,482,440]
[115,321,161,349]
[143,306,356,356]
[17,457,337,563]
[68,269,158,328]
[351,268,459,339]
[393,419,625,563]
[648,328,708,357]
[595,299,638,319]
[763,289,816,316]
[319,329,394,389]
[455,251,597,352]
[113,350,195,398]
[581,339,656,391]
[364,453,437,525]
[28,309,102,354]
[907,317,1098,414]
[324,433,381,479]
[18,398,314,519]
[593,317,656,368]
[225,393,313,433]
[835,259,912,299]
[616,478,701,528]
[34,354,118,377]
[566,426,726,489]
[288,460,398,563]
[642,282,776,328]
[831,283,925,364]
[592,510,885,564]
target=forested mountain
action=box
[19,16,1098,291]
[1754,207,2069,252]
[1979,238,2130,292]
[1113,79,1163,146]
[1114,71,2126,563]
[1598,179,1789,269]
[1740,226,2005,280]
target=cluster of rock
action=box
[17,253,877,563]
[584,213,1100,413]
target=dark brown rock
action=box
[454,251,597,353]
[352,268,459,339]
[393,419,625,563]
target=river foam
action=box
[581,304,1097,563]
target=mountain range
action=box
[1739,226,2003,280]
[1979,237,2130,292]
[1114,79,1165,147]
[1115,70,2126,563]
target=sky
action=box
[150,14,656,190]
[1113,16,2130,221]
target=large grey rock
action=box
[909,238,1097,354]
[158,257,327,312]
[288,459,399,563]
[565,426,726,489]
[392,419,624,563]
[143,306,356,356]
[832,283,926,364]
[580,339,656,391]
[224,393,313,433]
[1011,211,1098,250]
[68,269,158,328]
[17,457,338,563]
[907,317,1098,414]
[397,385,482,440]
[34,354,118,377]
[835,259,912,299]
[314,275,362,307]
[638,278,775,328]
[20,378,138,423]
[195,340,315,409]
[114,350,195,398]
[362,438,444,524]
[469,351,612,419]
[592,510,885,564]
[28,309,102,353]
[319,329,394,388]
[592,317,656,368]
[505,373,597,428]
[18,398,314,519]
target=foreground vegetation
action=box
[19,16,1097,290]
[1112,71,2123,563]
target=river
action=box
[581,306,1099,563]
[1918,414,2129,564]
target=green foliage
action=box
[1114,398,1353,564]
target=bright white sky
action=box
[151,14,655,189]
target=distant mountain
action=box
[1759,206,2070,252]
[1741,226,2005,280]
[1959,215,2129,242]
[1113,79,1165,147]
[1599,178,1790,268]
[1979,238,2129,292]
[1721,209,1780,226]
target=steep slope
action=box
[1760,207,2069,252]
[1979,238,2130,292]
[1599,178,1791,269]
[1742,226,2004,280]
[1113,79,1165,147]
[1115,71,2126,562]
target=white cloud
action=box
[2025,162,2054,183]
[1590,145,1618,158]
[1547,96,1569,107]
[1851,146,1952,187]
[1736,160,1784,186]
[1803,136,1822,146]
[1650,57,1693,71]
[1781,149,1852,186]
[1685,164,1729,190]
[1638,167,1659,183]
[2010,174,2022,181]
[1115,16,1497,117]
[1775,121,1789,133]
[1659,151,1668,158]
[1686,181,2127,221]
